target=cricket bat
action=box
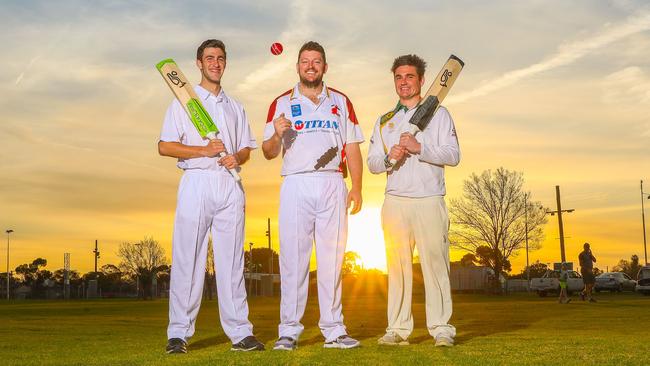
[389,54,464,167]
[155,58,241,182]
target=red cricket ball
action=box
[270,42,283,56]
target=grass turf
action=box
[0,291,648,365]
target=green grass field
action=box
[0,292,648,365]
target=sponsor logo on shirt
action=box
[294,119,339,131]
[291,104,302,117]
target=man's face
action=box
[297,50,327,88]
[393,65,424,100]
[197,47,226,84]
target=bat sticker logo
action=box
[166,71,186,88]
[439,69,452,88]
[314,146,338,171]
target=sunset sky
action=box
[1,0,649,275]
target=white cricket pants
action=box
[382,194,456,339]
[278,172,348,342]
[167,170,253,344]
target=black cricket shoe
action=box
[231,336,265,351]
[166,338,187,354]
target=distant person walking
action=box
[579,242,597,302]
[558,262,571,304]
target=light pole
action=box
[641,180,650,265]
[524,194,530,290]
[6,229,14,300]
[266,218,273,275]
[248,242,254,297]
[546,186,574,263]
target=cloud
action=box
[602,66,650,104]
[448,10,650,104]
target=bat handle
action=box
[388,158,397,168]
[207,132,241,182]
[217,152,242,182]
[387,125,421,171]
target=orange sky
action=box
[1,1,649,275]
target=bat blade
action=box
[156,59,219,139]
[155,58,240,182]
[408,54,464,133]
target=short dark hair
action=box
[298,41,326,64]
[197,39,226,60]
[584,242,590,249]
[391,54,426,79]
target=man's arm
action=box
[262,134,282,160]
[158,140,224,159]
[408,107,460,166]
[262,113,291,160]
[218,147,252,170]
[345,142,363,215]
[367,120,389,174]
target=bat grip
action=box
[217,151,242,182]
[207,133,241,182]
[387,125,421,171]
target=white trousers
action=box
[382,194,456,339]
[278,173,348,342]
[167,170,253,344]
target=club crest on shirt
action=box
[331,104,340,117]
[291,104,302,117]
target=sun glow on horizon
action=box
[347,206,387,272]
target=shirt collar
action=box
[394,101,408,114]
[290,82,330,101]
[195,85,228,103]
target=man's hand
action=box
[347,187,362,215]
[218,154,240,170]
[399,132,421,154]
[273,113,292,138]
[388,145,408,163]
[203,139,226,157]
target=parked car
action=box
[530,270,584,297]
[636,266,650,295]
[594,272,637,292]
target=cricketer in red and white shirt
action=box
[262,41,364,350]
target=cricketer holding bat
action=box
[158,39,264,353]
[262,41,364,350]
[367,54,460,347]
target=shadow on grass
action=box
[452,295,555,344]
[189,335,230,350]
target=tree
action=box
[244,247,279,274]
[459,253,477,267]
[117,237,168,299]
[15,258,52,298]
[613,254,642,278]
[449,168,547,291]
[509,260,549,279]
[342,251,363,275]
[98,264,128,296]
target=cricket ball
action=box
[270,42,283,55]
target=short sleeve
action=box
[343,96,364,144]
[160,100,185,143]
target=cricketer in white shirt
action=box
[160,85,258,345]
[368,59,461,346]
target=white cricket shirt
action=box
[263,83,364,176]
[367,104,460,197]
[159,86,258,171]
